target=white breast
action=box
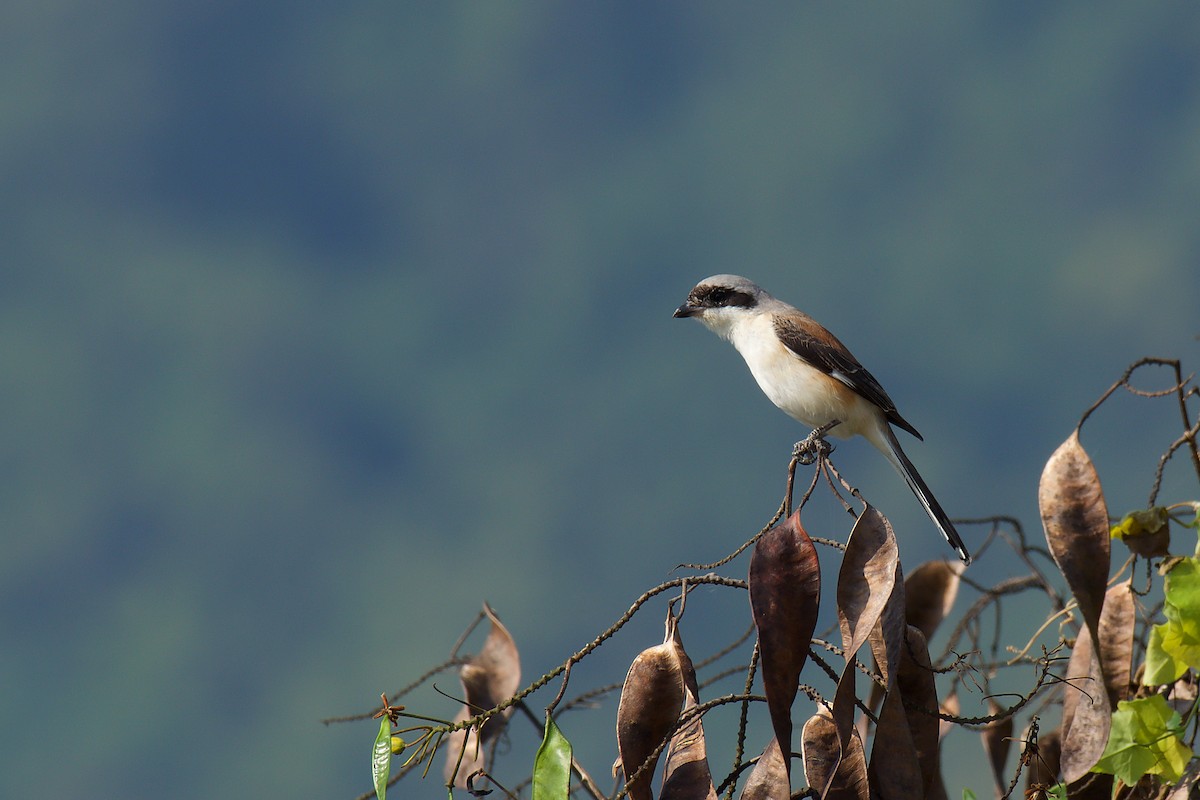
[727,313,881,439]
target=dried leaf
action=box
[1111,506,1171,559]
[661,625,716,800]
[799,712,837,796]
[896,627,940,797]
[1039,432,1111,647]
[1097,580,1135,704]
[862,536,924,800]
[444,604,522,787]
[980,699,1012,797]
[1058,630,1085,761]
[800,708,868,800]
[903,560,964,641]
[828,506,900,798]
[748,509,820,776]
[866,687,924,799]
[837,506,900,663]
[617,612,688,800]
[1040,434,1117,789]
[740,737,791,800]
[1058,624,1112,783]
[465,604,522,738]
[661,693,717,800]
[865,559,906,692]
[862,558,955,743]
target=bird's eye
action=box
[708,288,730,305]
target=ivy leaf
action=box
[372,716,392,800]
[1144,623,1188,686]
[1144,616,1200,686]
[1163,558,1200,617]
[532,715,572,800]
[1092,695,1191,785]
[1144,557,1200,686]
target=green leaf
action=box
[1092,696,1192,784]
[961,789,977,800]
[532,715,572,800]
[372,716,392,800]
[1145,557,1200,686]
[1147,615,1200,686]
[1164,558,1200,616]
[1144,622,1190,686]
[1137,556,1200,690]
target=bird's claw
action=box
[791,420,841,465]
[792,431,833,465]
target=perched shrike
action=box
[674,275,970,565]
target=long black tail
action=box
[877,425,971,565]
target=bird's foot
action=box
[792,420,841,465]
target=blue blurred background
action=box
[5,2,1199,797]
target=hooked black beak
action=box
[673,304,700,318]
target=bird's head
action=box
[673,275,768,338]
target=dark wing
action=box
[773,314,923,440]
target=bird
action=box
[673,274,970,565]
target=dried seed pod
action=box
[800,708,868,800]
[444,604,522,787]
[749,509,820,775]
[903,559,964,641]
[1039,431,1110,644]
[741,736,792,800]
[828,506,900,798]
[1058,624,1111,783]
[617,612,688,800]
[661,623,716,800]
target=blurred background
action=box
[4,2,1199,797]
